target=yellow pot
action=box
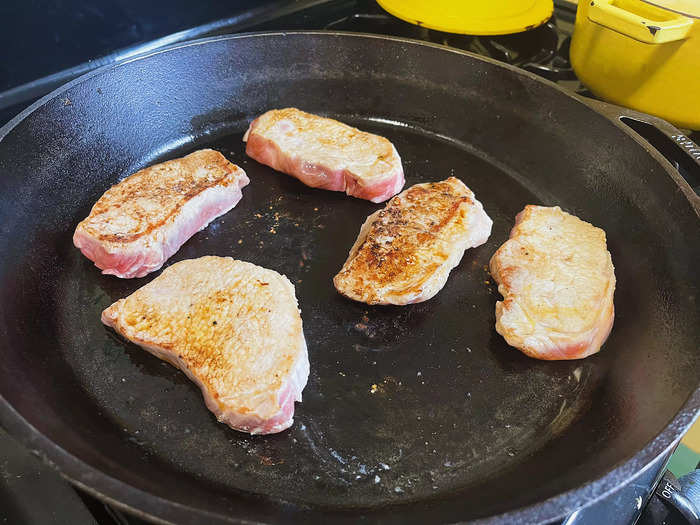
[377,0,553,36]
[570,0,700,130]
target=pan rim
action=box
[1,30,698,213]
[0,30,698,525]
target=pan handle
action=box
[581,97,700,196]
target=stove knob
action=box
[639,468,700,525]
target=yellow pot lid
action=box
[641,0,700,18]
[376,0,554,36]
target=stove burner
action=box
[325,8,575,81]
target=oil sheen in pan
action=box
[56,117,599,507]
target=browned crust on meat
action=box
[400,181,472,234]
[101,257,304,413]
[347,185,468,278]
[79,149,243,243]
[334,178,474,304]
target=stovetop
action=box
[1,0,697,189]
[0,0,581,124]
[0,1,698,524]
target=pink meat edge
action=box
[245,133,346,192]
[345,166,405,203]
[244,127,404,202]
[74,177,248,278]
[548,302,615,360]
[249,339,310,434]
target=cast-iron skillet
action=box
[0,32,698,524]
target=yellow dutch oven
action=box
[377,0,554,35]
[570,0,700,130]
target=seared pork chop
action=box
[102,256,309,434]
[243,108,404,203]
[334,177,492,305]
[74,149,249,278]
[489,206,616,360]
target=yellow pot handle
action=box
[588,0,692,44]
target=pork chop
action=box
[489,205,616,360]
[101,256,309,434]
[243,108,404,202]
[334,177,493,305]
[74,149,249,278]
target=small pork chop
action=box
[102,256,309,434]
[489,206,616,360]
[334,177,493,305]
[74,149,249,278]
[243,108,404,203]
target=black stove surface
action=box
[0,0,270,92]
[0,1,697,524]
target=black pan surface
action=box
[0,33,698,524]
